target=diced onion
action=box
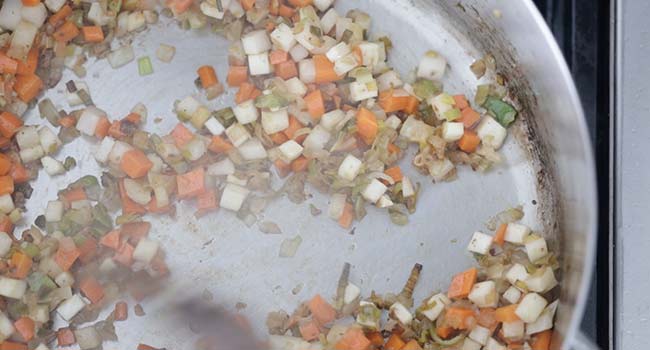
[123,178,152,205]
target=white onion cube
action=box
[526,300,558,335]
[220,183,249,211]
[389,302,412,325]
[525,236,549,262]
[442,122,464,142]
[207,158,235,176]
[45,200,64,222]
[241,29,271,55]
[468,325,490,345]
[0,194,14,215]
[503,286,522,304]
[225,123,251,147]
[278,140,303,162]
[343,283,360,304]
[204,117,225,136]
[95,136,116,163]
[41,156,65,176]
[270,23,296,52]
[467,231,493,255]
[38,126,62,154]
[77,107,106,136]
[133,238,159,264]
[337,155,362,181]
[285,77,308,97]
[468,280,498,308]
[0,277,27,299]
[302,125,330,152]
[248,53,272,76]
[506,263,530,286]
[417,50,447,80]
[233,100,259,125]
[505,223,531,244]
[19,145,44,163]
[238,139,267,160]
[485,338,506,350]
[320,109,345,131]
[525,267,558,293]
[462,338,481,350]
[361,179,387,203]
[261,109,289,134]
[476,115,507,149]
[57,294,87,321]
[502,320,525,340]
[0,232,12,257]
[421,293,450,321]
[515,293,548,323]
[16,126,39,149]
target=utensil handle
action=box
[571,330,599,350]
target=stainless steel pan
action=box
[21,0,597,349]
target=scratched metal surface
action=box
[16,0,596,349]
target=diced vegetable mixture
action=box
[0,0,552,348]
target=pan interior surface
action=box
[22,0,550,348]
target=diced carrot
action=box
[270,132,288,145]
[124,112,141,124]
[275,60,298,80]
[235,82,258,104]
[57,328,76,346]
[119,179,146,215]
[274,159,291,178]
[171,0,192,13]
[14,316,36,341]
[269,50,289,65]
[531,330,552,350]
[121,221,151,243]
[402,339,423,350]
[0,137,10,148]
[436,326,454,339]
[278,4,295,18]
[378,89,410,113]
[94,116,111,139]
[150,255,169,277]
[240,0,255,10]
[79,276,104,304]
[287,0,312,8]
[384,333,405,350]
[458,107,481,129]
[477,308,498,331]
[137,344,159,350]
[365,331,384,346]
[313,55,339,83]
[82,26,104,43]
[494,223,507,246]
[0,216,13,235]
[308,294,336,325]
[113,241,134,266]
[304,89,325,120]
[447,267,478,299]
[0,176,12,196]
[284,115,304,140]
[208,136,234,153]
[495,304,521,323]
[0,155,11,176]
[61,187,87,205]
[48,5,72,26]
[0,112,23,138]
[10,252,32,279]
[59,115,76,128]
[453,95,469,110]
[197,65,219,88]
[299,320,320,341]
[335,328,371,350]
[196,190,218,213]
[16,47,38,75]
[14,73,42,102]
[54,237,80,271]
[403,96,420,115]
[121,149,153,179]
[9,163,29,184]
[356,108,378,144]
[176,167,205,199]
[388,143,401,154]
[338,202,354,229]
[384,166,403,182]
[0,53,18,75]
[170,123,194,148]
[0,342,28,350]
[227,66,248,87]
[114,301,128,321]
[291,156,309,173]
[458,130,480,153]
[53,21,80,42]
[445,307,475,330]
[77,236,98,264]
[108,120,125,139]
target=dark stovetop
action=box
[533,0,611,348]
